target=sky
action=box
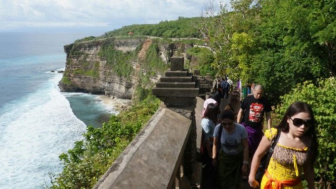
[0,0,230,35]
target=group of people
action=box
[212,76,232,100]
[201,84,318,189]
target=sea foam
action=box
[0,74,86,189]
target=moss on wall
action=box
[98,41,137,78]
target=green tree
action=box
[187,47,215,76]
[104,17,203,38]
[200,0,336,104]
[200,0,261,82]
[249,0,333,104]
[230,32,254,83]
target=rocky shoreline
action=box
[97,95,131,114]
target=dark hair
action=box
[219,110,235,121]
[209,92,221,105]
[223,103,234,112]
[276,101,318,164]
[203,103,219,124]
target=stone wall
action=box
[94,107,193,189]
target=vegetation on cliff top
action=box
[104,17,203,38]
[72,17,204,44]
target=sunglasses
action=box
[290,117,314,127]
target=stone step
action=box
[199,84,212,89]
[152,88,199,97]
[165,71,190,77]
[198,93,206,99]
[160,76,193,82]
[198,80,208,84]
[156,82,196,88]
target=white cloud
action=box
[0,0,229,32]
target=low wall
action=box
[94,107,192,189]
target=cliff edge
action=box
[59,36,195,100]
[59,37,147,99]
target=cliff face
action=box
[59,37,194,100]
[59,38,146,99]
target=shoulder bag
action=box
[255,129,280,182]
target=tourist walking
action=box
[201,103,219,189]
[237,84,272,158]
[220,79,230,99]
[212,110,249,189]
[202,94,219,117]
[248,101,318,189]
[227,77,233,92]
[212,76,222,93]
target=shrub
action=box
[60,76,72,85]
[50,95,160,188]
[187,47,215,76]
[98,42,136,77]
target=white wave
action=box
[0,74,86,189]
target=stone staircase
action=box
[194,73,213,99]
[152,57,199,107]
[150,57,214,188]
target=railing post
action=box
[175,167,180,189]
[174,156,185,189]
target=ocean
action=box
[0,31,117,189]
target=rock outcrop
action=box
[59,37,197,100]
[59,37,146,99]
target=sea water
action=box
[65,92,119,127]
[0,31,114,189]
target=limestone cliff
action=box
[59,37,194,100]
[59,37,147,99]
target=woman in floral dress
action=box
[248,102,318,189]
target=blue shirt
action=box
[221,80,229,90]
[213,123,248,155]
[201,118,216,142]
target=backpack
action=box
[215,125,223,155]
[255,129,280,182]
[221,80,229,90]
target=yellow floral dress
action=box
[260,128,309,189]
